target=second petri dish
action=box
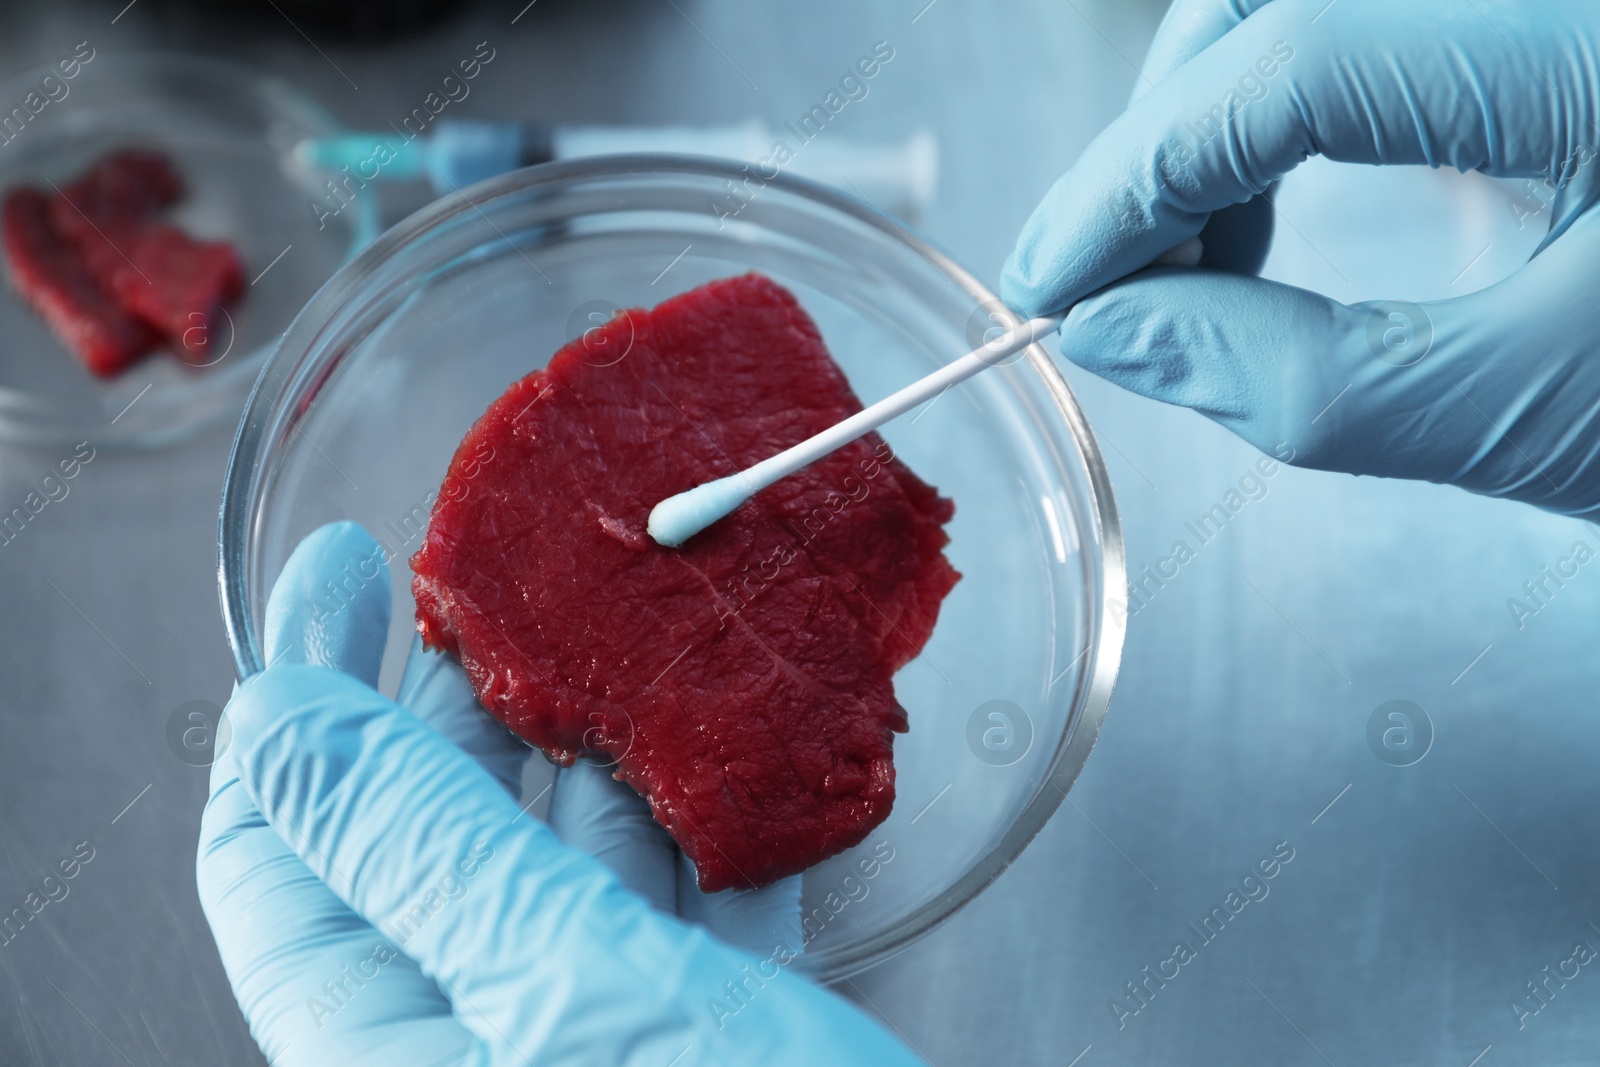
[0,52,376,448]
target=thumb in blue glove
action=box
[1003,0,1600,516]
[198,521,924,1067]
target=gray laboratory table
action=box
[0,0,1594,1063]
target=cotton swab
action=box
[647,312,1065,548]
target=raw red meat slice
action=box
[54,151,243,363]
[82,224,245,362]
[412,273,959,892]
[2,187,159,377]
[2,148,247,376]
[49,149,182,237]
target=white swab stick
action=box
[647,313,1065,548]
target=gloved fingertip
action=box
[999,227,1071,320]
[264,521,392,685]
[1057,283,1161,370]
[395,633,530,796]
[548,759,678,914]
[997,263,1046,321]
[676,855,803,955]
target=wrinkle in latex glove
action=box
[1003,0,1600,517]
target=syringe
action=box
[295,119,938,221]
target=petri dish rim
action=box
[217,153,1126,979]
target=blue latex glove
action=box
[197,521,922,1067]
[1003,0,1600,516]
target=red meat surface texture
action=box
[411,273,959,891]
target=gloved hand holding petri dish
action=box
[199,521,926,1067]
[213,156,1123,1065]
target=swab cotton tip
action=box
[647,475,751,548]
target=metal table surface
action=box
[0,1,1594,1064]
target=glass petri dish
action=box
[0,52,376,448]
[218,155,1124,981]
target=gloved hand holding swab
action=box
[647,312,1064,548]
